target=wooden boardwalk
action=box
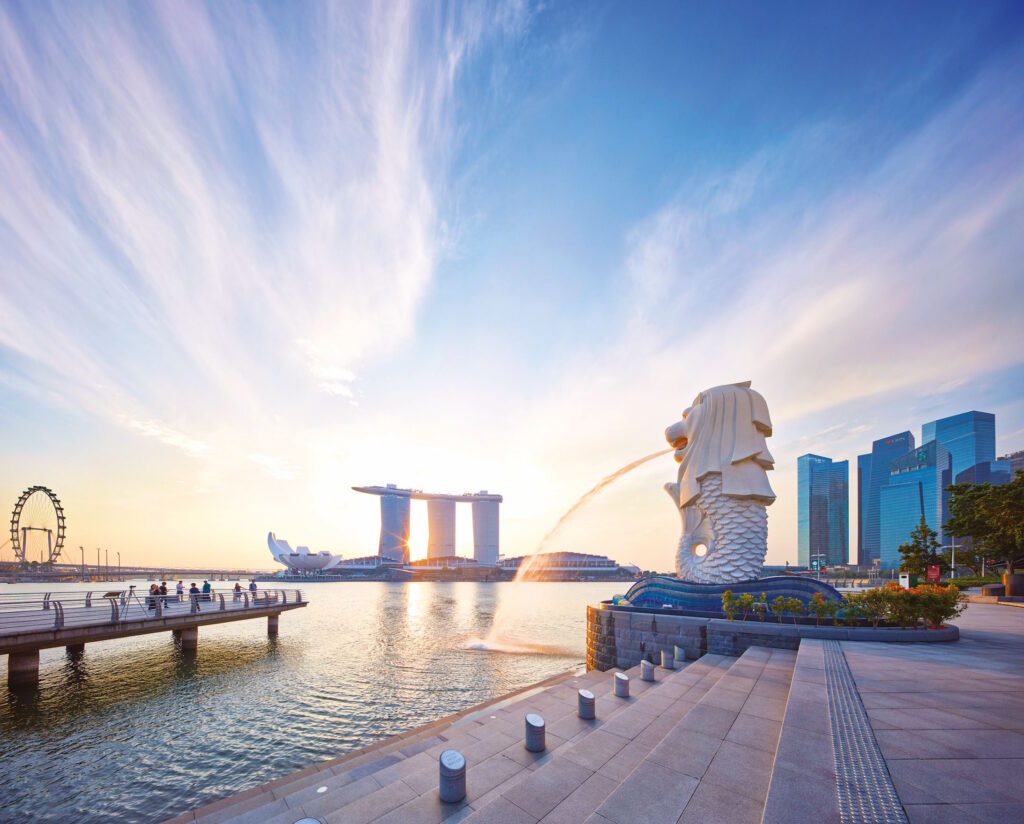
[1,588,306,687]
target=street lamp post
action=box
[80,546,85,581]
[96,548,100,578]
[105,549,109,580]
[117,551,121,580]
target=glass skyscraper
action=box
[858,431,914,566]
[797,454,849,568]
[921,411,995,481]
[857,453,872,565]
[879,440,951,569]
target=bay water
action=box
[0,579,621,822]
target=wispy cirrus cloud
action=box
[0,0,526,462]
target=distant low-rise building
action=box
[998,450,1024,475]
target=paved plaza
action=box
[167,601,1024,824]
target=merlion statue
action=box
[665,382,775,583]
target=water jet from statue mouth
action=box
[460,638,575,656]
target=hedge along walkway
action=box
[839,602,1024,822]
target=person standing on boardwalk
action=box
[176,580,184,602]
[202,580,211,601]
[233,582,242,602]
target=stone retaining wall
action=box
[586,605,959,670]
[586,605,707,671]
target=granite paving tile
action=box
[677,773,765,824]
[700,740,773,803]
[596,738,652,782]
[294,774,383,819]
[500,757,593,819]
[374,790,469,824]
[322,778,416,824]
[676,702,737,738]
[595,760,699,824]
[559,729,630,772]
[737,693,786,722]
[463,796,539,823]
[646,728,722,779]
[885,758,1024,804]
[540,771,619,824]
[724,711,782,753]
[761,765,840,824]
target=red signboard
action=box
[927,565,941,583]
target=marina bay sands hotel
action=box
[353,484,502,566]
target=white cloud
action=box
[0,1,525,468]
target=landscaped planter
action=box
[586,604,959,671]
[1004,573,1024,597]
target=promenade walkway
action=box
[167,602,1024,824]
[2,588,306,687]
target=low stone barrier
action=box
[586,604,959,670]
[707,619,959,655]
[586,604,708,671]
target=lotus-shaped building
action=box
[267,532,342,573]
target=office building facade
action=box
[879,440,951,569]
[797,454,849,568]
[858,431,915,566]
[921,411,995,481]
[857,453,872,565]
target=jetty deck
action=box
[1,587,306,687]
[166,601,1024,824]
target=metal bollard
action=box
[614,672,629,698]
[438,749,466,803]
[640,660,655,682]
[578,688,596,720]
[525,713,546,752]
[674,644,687,662]
[661,650,676,670]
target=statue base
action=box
[622,575,842,612]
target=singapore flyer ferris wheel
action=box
[10,485,66,565]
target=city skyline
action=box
[2,2,1024,571]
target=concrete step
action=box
[299,660,702,824]
[761,639,840,824]
[454,655,734,823]
[589,644,796,824]
[190,660,689,824]
[301,655,712,822]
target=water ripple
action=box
[0,580,615,823]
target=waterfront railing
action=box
[0,588,305,634]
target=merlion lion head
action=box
[664,381,776,583]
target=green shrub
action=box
[914,583,967,628]
[721,590,736,621]
[810,592,838,626]
[841,592,868,626]
[883,582,921,628]
[755,592,768,621]
[735,593,755,621]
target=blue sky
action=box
[1,1,1022,569]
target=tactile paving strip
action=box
[823,639,907,824]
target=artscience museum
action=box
[267,532,342,573]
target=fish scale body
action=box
[676,473,768,583]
